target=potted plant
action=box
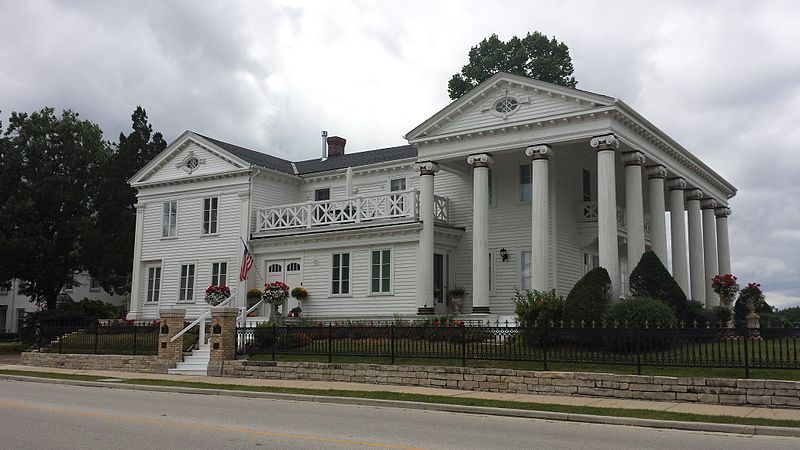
[712,274,739,328]
[291,286,308,301]
[448,287,466,314]
[204,284,230,306]
[262,281,289,325]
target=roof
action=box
[197,133,418,176]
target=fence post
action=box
[461,325,466,367]
[133,326,138,356]
[541,330,548,371]
[94,326,99,355]
[327,324,333,363]
[390,325,395,364]
[635,330,642,376]
[58,333,63,354]
[271,324,276,362]
[743,326,750,379]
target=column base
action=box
[417,307,434,315]
[471,306,490,314]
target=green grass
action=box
[0,342,25,354]
[40,330,199,355]
[1,368,799,429]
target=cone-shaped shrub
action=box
[563,267,612,325]
[629,251,688,319]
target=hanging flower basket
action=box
[205,285,231,306]
[712,274,739,307]
[291,286,308,301]
[262,281,289,306]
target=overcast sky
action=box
[2,0,799,308]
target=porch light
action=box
[499,248,508,262]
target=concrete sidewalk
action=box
[2,363,799,423]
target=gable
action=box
[131,133,250,186]
[405,72,615,141]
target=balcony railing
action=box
[256,190,450,232]
[579,201,651,238]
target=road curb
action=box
[2,373,799,438]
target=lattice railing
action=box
[579,201,652,238]
[433,195,449,224]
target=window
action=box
[583,253,600,274]
[314,188,331,202]
[89,277,101,292]
[287,262,301,272]
[582,169,591,202]
[178,264,195,302]
[146,266,161,303]
[488,169,494,206]
[0,284,7,295]
[390,178,406,192]
[203,197,218,234]
[520,251,532,291]
[494,97,519,113]
[211,262,227,286]
[268,263,282,273]
[371,249,391,294]
[390,178,407,214]
[331,253,351,295]
[162,200,177,238]
[520,165,532,202]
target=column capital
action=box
[701,198,718,210]
[467,153,494,168]
[590,134,619,151]
[647,165,668,179]
[715,207,732,218]
[525,144,552,160]
[134,202,147,211]
[622,151,645,166]
[685,189,704,201]
[412,161,440,175]
[667,177,687,191]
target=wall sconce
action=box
[499,248,508,262]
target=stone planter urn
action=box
[448,288,466,314]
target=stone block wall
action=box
[21,352,167,373]
[222,361,800,408]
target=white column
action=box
[467,153,493,314]
[623,151,646,273]
[525,144,552,291]
[668,178,690,296]
[715,207,732,275]
[647,165,669,266]
[238,192,251,309]
[412,161,440,315]
[126,204,146,320]
[702,199,720,307]
[591,134,620,299]
[686,189,705,303]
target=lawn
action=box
[41,330,199,355]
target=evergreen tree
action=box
[448,32,577,99]
[629,251,689,319]
[563,267,612,325]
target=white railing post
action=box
[355,196,362,223]
[306,202,313,228]
[198,316,206,345]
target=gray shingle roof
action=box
[196,133,418,176]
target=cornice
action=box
[131,169,251,190]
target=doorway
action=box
[266,259,303,315]
[433,253,449,315]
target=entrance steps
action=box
[168,342,210,376]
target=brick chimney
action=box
[326,136,346,157]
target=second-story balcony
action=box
[255,190,450,233]
[578,201,652,238]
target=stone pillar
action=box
[591,134,620,299]
[158,309,186,366]
[623,151,646,275]
[412,161,440,314]
[525,144,552,292]
[702,199,720,307]
[208,307,239,376]
[126,204,146,320]
[467,153,493,314]
[686,189,705,303]
[647,165,669,266]
[715,207,732,275]
[668,178,689,296]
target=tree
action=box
[448,32,578,99]
[82,107,166,295]
[563,267,612,326]
[0,108,110,310]
[629,251,689,320]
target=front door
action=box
[266,259,303,315]
[433,253,448,315]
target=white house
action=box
[126,73,736,322]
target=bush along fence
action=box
[26,322,161,356]
[236,323,800,378]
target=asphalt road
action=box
[0,380,798,449]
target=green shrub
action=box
[603,296,678,328]
[757,312,792,328]
[563,267,611,326]
[629,251,688,319]
[682,300,714,327]
[776,306,800,326]
[24,299,126,328]
[514,289,564,327]
[711,306,732,327]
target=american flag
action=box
[239,240,254,281]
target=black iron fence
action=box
[236,324,800,377]
[30,322,160,356]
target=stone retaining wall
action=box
[21,352,168,373]
[223,360,800,408]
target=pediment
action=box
[405,73,615,142]
[130,132,250,185]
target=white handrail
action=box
[169,290,237,343]
[239,299,265,326]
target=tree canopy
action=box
[448,32,578,100]
[0,108,110,309]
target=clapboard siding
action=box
[147,141,242,183]
[298,164,417,201]
[250,174,300,231]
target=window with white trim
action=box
[211,262,227,286]
[488,251,494,293]
[331,253,351,295]
[370,249,391,294]
[146,266,161,303]
[0,284,8,295]
[314,188,331,201]
[582,169,592,201]
[520,165,532,202]
[389,178,406,192]
[89,277,101,292]
[520,251,532,291]
[162,200,177,238]
[203,197,218,235]
[178,264,195,302]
